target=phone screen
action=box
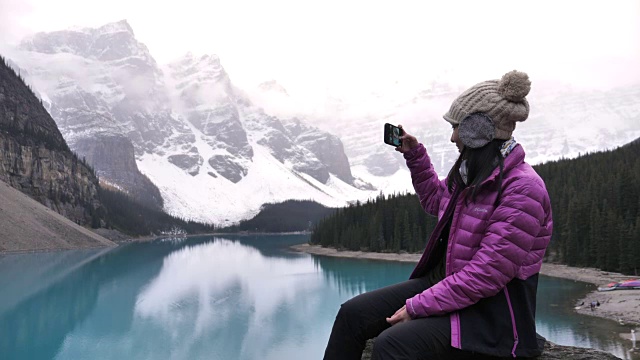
[384,123,402,147]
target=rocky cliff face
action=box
[73,135,162,209]
[282,118,353,183]
[0,56,99,224]
[166,53,253,182]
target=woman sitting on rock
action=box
[324,70,553,360]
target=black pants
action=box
[323,277,492,360]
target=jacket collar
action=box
[478,144,525,187]
[450,144,526,195]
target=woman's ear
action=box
[458,113,495,148]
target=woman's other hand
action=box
[386,305,411,326]
[395,125,418,153]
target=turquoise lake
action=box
[0,234,637,360]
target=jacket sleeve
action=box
[404,144,447,217]
[405,178,548,318]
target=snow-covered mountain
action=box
[7,20,377,224]
[253,75,640,185]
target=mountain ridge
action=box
[7,21,374,224]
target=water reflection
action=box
[0,239,196,359]
[134,239,324,359]
[45,236,341,360]
[0,235,637,360]
[311,255,415,297]
[0,254,102,359]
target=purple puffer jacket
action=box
[403,143,552,356]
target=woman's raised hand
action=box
[395,125,418,153]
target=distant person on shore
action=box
[323,70,553,359]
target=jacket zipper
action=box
[504,287,519,358]
[447,188,464,349]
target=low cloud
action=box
[0,0,33,44]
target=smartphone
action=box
[384,123,403,147]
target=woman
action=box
[323,70,553,359]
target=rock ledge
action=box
[361,339,621,359]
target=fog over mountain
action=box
[5,21,377,224]
[5,19,640,224]
[251,77,640,181]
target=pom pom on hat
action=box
[498,70,531,102]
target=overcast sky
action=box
[1,0,639,99]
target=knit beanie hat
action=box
[443,70,531,140]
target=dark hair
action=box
[447,139,506,203]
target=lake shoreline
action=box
[114,231,311,243]
[291,243,640,327]
[0,230,311,254]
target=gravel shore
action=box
[0,181,116,253]
[291,244,640,327]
